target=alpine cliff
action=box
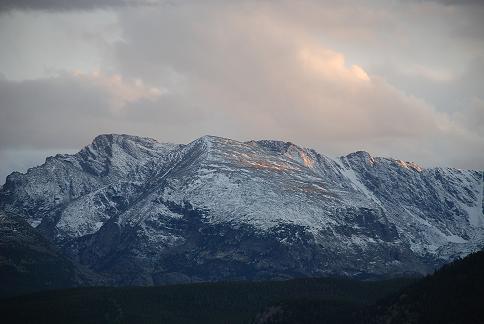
[1,134,483,287]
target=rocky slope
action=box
[0,134,482,285]
[0,211,102,297]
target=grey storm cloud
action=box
[0,72,235,149]
[432,0,484,5]
[1,0,483,13]
[0,76,111,149]
[0,0,160,12]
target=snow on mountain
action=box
[1,134,181,238]
[0,134,482,284]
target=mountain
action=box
[0,134,483,286]
[0,211,102,298]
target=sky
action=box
[0,0,483,182]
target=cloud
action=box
[0,0,483,178]
[369,55,484,115]
[298,47,370,82]
[425,0,484,6]
[0,0,158,12]
[400,65,454,82]
[0,75,111,149]
[109,2,484,169]
[0,10,122,80]
[72,70,165,110]
[454,97,484,136]
[0,71,224,150]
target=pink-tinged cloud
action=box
[72,70,165,110]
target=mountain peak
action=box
[250,140,294,154]
[342,150,375,167]
[90,133,160,148]
[189,134,233,146]
[346,150,372,159]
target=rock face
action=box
[1,134,483,285]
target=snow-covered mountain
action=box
[1,134,483,285]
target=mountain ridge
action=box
[0,134,482,286]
